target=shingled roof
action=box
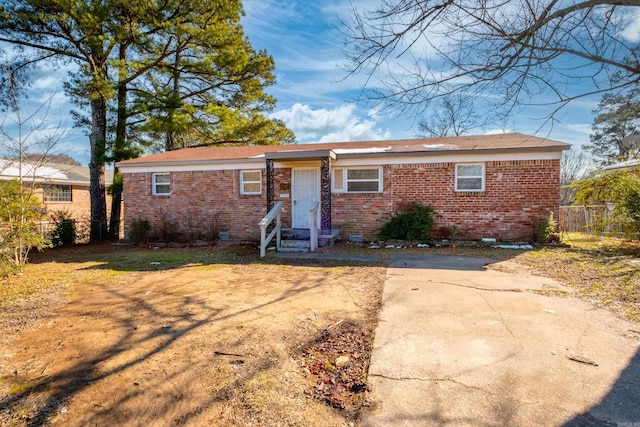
[0,159,114,185]
[118,133,569,166]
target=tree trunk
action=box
[108,44,128,239]
[89,96,108,242]
[165,49,181,151]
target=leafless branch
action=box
[342,0,640,122]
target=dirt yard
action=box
[2,234,639,426]
[0,245,386,426]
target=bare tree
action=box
[561,146,593,205]
[343,1,640,122]
[0,73,67,271]
[0,72,68,188]
[417,94,482,137]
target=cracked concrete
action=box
[362,254,640,427]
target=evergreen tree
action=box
[129,0,294,151]
[585,89,640,167]
[0,0,292,241]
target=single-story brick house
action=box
[0,158,115,220]
[117,133,569,243]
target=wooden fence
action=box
[558,205,618,234]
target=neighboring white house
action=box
[0,158,114,220]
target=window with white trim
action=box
[152,173,170,195]
[332,167,382,193]
[43,184,72,202]
[455,163,485,192]
[240,170,262,195]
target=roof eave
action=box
[334,145,568,160]
[117,144,568,168]
[116,157,265,169]
[0,176,89,186]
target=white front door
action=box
[292,168,320,229]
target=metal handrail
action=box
[259,201,283,257]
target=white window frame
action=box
[152,173,171,196]
[240,169,262,195]
[332,167,383,193]
[43,184,73,202]
[455,163,485,192]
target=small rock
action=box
[368,245,380,249]
[335,355,350,368]
[60,407,68,414]
[150,261,161,266]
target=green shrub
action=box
[535,212,561,243]
[0,180,50,273]
[572,168,640,236]
[50,210,76,246]
[128,218,151,243]
[379,202,437,241]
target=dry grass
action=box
[513,233,640,322]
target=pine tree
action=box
[585,89,640,167]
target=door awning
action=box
[265,149,336,161]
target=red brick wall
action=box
[332,160,560,241]
[122,158,560,242]
[123,170,267,241]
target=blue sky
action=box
[241,0,601,149]
[7,0,640,165]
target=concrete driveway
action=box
[362,254,640,427]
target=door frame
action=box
[291,167,321,229]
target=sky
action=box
[240,0,600,149]
[5,0,640,165]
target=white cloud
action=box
[560,122,591,136]
[272,103,391,143]
[621,8,640,42]
[484,128,512,135]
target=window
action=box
[43,185,72,202]
[240,170,262,195]
[153,173,170,195]
[455,163,485,192]
[332,167,382,193]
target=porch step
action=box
[281,228,311,240]
[279,239,311,252]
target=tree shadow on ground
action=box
[564,347,640,426]
[0,264,342,426]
